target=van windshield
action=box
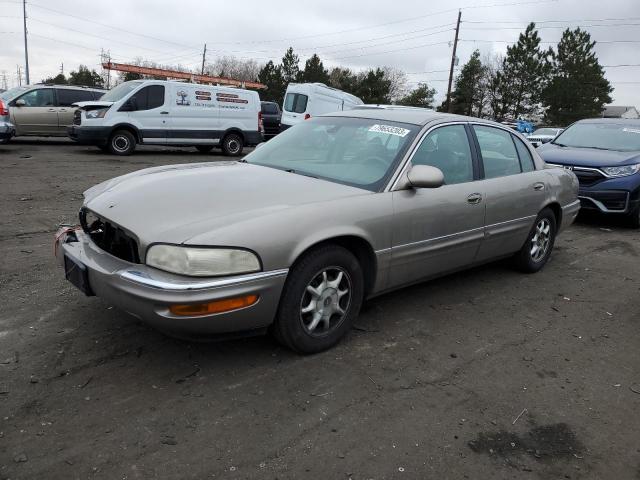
[284,93,308,113]
[0,86,28,101]
[101,81,143,102]
[245,117,419,191]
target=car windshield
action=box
[553,123,640,152]
[533,128,559,136]
[0,86,29,101]
[100,81,143,102]
[245,116,419,191]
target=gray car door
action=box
[10,88,58,135]
[389,123,486,288]
[471,124,549,261]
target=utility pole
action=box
[17,65,22,86]
[201,43,207,75]
[60,62,64,75]
[446,9,461,113]
[1,71,7,90]
[22,0,30,84]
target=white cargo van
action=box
[280,83,363,131]
[68,80,263,156]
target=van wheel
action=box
[513,208,557,273]
[221,133,243,156]
[108,130,136,156]
[272,245,364,354]
[195,145,214,154]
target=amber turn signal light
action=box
[169,294,258,316]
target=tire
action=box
[273,245,364,354]
[513,207,557,273]
[627,205,640,229]
[195,145,214,154]
[107,130,136,156]
[221,133,243,156]
[98,144,109,152]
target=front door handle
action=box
[160,111,169,115]
[533,182,545,191]
[467,193,483,204]
[48,108,56,112]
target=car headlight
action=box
[146,245,261,277]
[601,164,640,178]
[85,108,109,119]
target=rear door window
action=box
[128,85,165,111]
[262,103,278,114]
[56,89,96,106]
[284,93,308,113]
[512,135,535,172]
[473,125,522,179]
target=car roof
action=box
[323,107,499,127]
[577,118,640,125]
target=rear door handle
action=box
[467,193,483,204]
[533,182,545,191]
[48,108,56,112]
[160,111,169,115]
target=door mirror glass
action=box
[406,164,444,189]
[15,99,26,107]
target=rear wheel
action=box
[513,208,557,273]
[107,130,136,156]
[195,145,214,154]
[221,133,243,156]
[628,205,640,229]
[273,245,364,354]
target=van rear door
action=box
[281,91,309,129]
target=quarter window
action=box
[16,88,55,107]
[284,93,308,113]
[411,124,474,185]
[128,85,165,111]
[474,125,521,179]
[512,135,535,172]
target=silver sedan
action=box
[55,107,580,353]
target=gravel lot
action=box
[1,138,639,480]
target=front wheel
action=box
[627,205,640,229]
[221,133,243,156]
[195,145,214,154]
[107,130,136,156]
[273,245,364,354]
[513,208,557,273]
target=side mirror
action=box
[404,165,444,189]
[15,99,26,107]
[255,142,265,149]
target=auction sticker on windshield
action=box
[623,128,640,134]
[369,124,411,137]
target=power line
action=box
[460,39,640,44]
[332,40,451,61]
[463,17,640,24]
[462,23,640,30]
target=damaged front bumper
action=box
[54,228,288,338]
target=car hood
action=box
[73,101,114,109]
[537,143,640,167]
[83,161,369,246]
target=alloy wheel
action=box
[530,218,551,262]
[300,267,351,336]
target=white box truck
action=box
[280,83,363,131]
[68,80,263,156]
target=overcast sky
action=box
[1,0,639,105]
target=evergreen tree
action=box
[354,68,391,104]
[495,23,550,120]
[398,82,436,108]
[328,67,357,93]
[42,73,67,85]
[258,60,286,103]
[543,28,612,125]
[281,47,300,84]
[300,54,329,84]
[68,65,104,88]
[449,50,486,116]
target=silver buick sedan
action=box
[56,107,580,353]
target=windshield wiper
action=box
[285,169,318,179]
[551,141,566,147]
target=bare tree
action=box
[381,66,409,103]
[205,56,261,82]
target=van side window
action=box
[473,125,522,179]
[411,125,474,185]
[284,93,308,113]
[512,135,535,172]
[56,89,96,106]
[17,88,55,107]
[129,85,165,111]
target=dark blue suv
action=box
[538,119,640,228]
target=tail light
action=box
[258,111,264,134]
[304,113,311,120]
[0,99,8,116]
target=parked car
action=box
[0,84,104,140]
[280,82,362,131]
[538,118,640,227]
[68,80,263,156]
[55,108,579,353]
[0,119,15,144]
[526,127,563,147]
[261,101,281,138]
